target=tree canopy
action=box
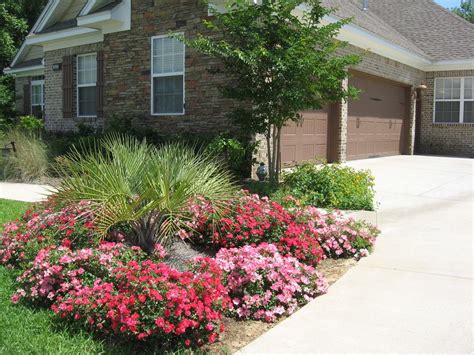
[451,0,474,23]
[184,0,360,182]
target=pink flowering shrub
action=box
[215,244,328,322]
[182,192,324,266]
[0,201,97,268]
[51,258,229,347]
[12,242,153,305]
[295,207,380,258]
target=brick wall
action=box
[418,69,474,158]
[43,42,104,132]
[101,0,238,135]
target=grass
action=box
[0,199,201,354]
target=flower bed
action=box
[0,193,379,350]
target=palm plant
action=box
[54,134,236,253]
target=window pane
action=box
[152,37,184,75]
[435,101,460,123]
[78,86,97,116]
[435,79,444,99]
[78,54,97,85]
[153,75,184,114]
[464,102,474,123]
[465,78,473,100]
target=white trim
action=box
[80,0,97,16]
[151,34,186,116]
[26,27,100,45]
[31,79,45,116]
[32,0,60,33]
[76,53,98,118]
[433,77,474,124]
[4,65,44,76]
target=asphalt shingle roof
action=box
[322,0,474,61]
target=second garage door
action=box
[347,74,408,160]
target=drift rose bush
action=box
[295,207,380,258]
[0,201,97,268]
[215,244,328,322]
[182,192,325,266]
[52,258,229,346]
[12,242,153,305]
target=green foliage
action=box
[204,134,257,178]
[451,0,474,23]
[279,163,376,210]
[183,0,360,182]
[54,134,237,251]
[0,128,48,182]
[18,115,44,131]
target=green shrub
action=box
[204,134,257,178]
[279,163,375,210]
[18,115,44,131]
[0,129,49,182]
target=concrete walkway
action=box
[240,155,473,354]
[0,182,53,202]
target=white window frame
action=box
[151,34,186,116]
[433,77,474,124]
[76,53,97,118]
[31,79,45,115]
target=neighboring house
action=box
[5,0,474,163]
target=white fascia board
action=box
[4,65,45,77]
[25,27,100,46]
[32,0,59,33]
[80,0,97,16]
[425,59,474,72]
[77,0,131,33]
[42,32,104,52]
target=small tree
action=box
[451,0,474,23]
[183,0,360,183]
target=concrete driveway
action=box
[0,182,53,202]
[240,155,473,354]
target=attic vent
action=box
[362,0,368,11]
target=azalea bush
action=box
[215,244,328,322]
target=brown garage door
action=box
[280,109,328,167]
[347,74,408,160]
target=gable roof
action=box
[322,0,474,61]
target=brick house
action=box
[5,0,474,164]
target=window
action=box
[151,35,185,115]
[31,78,44,118]
[77,53,97,117]
[434,77,474,123]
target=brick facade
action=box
[15,4,472,162]
[418,70,474,158]
[101,0,238,135]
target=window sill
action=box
[432,122,474,126]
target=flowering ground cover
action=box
[0,192,380,353]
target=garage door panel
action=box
[348,74,407,160]
[281,109,329,166]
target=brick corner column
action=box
[407,86,417,156]
[335,77,349,163]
